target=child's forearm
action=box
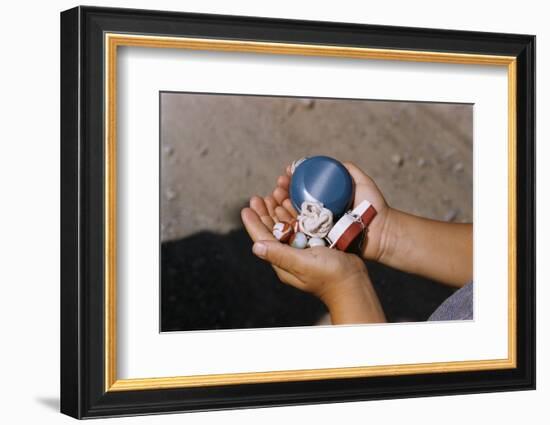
[379,208,473,287]
[321,271,386,325]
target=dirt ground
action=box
[161,93,472,241]
[160,93,472,331]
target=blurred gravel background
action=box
[160,93,472,332]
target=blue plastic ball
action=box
[290,156,354,218]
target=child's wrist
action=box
[375,207,415,270]
[375,206,398,265]
[362,205,398,265]
[319,270,367,306]
[319,267,386,324]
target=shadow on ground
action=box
[161,229,455,332]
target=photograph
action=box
[59,6,535,418]
[160,93,473,332]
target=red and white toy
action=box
[326,200,377,251]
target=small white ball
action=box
[289,232,308,249]
[307,237,326,248]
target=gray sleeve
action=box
[428,282,473,321]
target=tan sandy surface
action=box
[160,93,472,241]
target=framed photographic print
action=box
[60,6,535,419]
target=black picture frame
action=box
[61,5,535,419]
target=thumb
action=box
[252,240,303,274]
[342,161,371,185]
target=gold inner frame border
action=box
[104,33,517,392]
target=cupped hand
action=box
[241,197,368,302]
[272,162,391,262]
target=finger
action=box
[251,240,307,276]
[242,209,307,289]
[286,164,292,176]
[277,175,290,191]
[275,206,294,222]
[259,214,275,229]
[241,208,276,242]
[342,161,372,185]
[273,186,289,204]
[264,196,279,221]
[282,199,299,218]
[249,195,268,216]
[249,196,275,229]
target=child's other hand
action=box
[271,162,392,263]
[241,197,385,324]
[270,161,472,287]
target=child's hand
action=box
[269,162,392,263]
[269,161,472,287]
[241,197,386,324]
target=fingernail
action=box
[252,242,267,258]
